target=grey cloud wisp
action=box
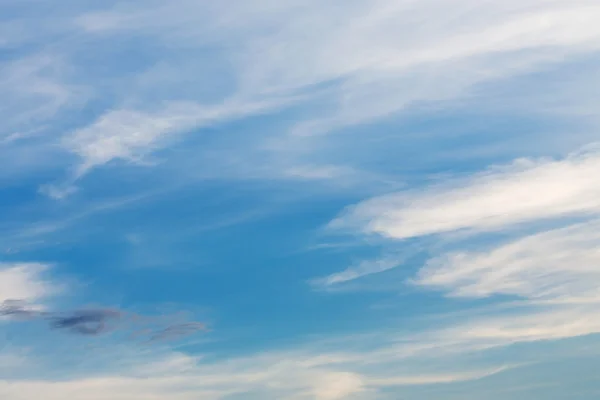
[1,299,205,340]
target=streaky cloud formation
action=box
[2,0,600,399]
[1,300,205,342]
[414,219,600,300]
[327,147,600,350]
[331,145,600,239]
[49,308,123,335]
[312,256,403,287]
[64,98,286,179]
[0,342,513,400]
[3,0,597,193]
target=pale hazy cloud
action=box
[0,346,512,400]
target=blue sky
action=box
[2,0,600,398]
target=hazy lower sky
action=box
[2,1,600,399]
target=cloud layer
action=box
[331,147,600,239]
[2,0,600,399]
[415,220,600,300]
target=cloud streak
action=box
[312,257,403,287]
[325,142,600,356]
[414,219,600,300]
[0,344,513,400]
[1,300,205,341]
[3,1,600,399]
[331,146,600,239]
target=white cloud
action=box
[66,104,200,177]
[368,366,509,386]
[452,305,600,345]
[324,140,600,354]
[2,0,598,194]
[0,347,512,400]
[355,303,600,361]
[4,1,600,397]
[285,1,600,136]
[0,263,59,304]
[65,0,600,179]
[0,262,585,399]
[312,371,365,400]
[1,0,596,194]
[415,220,600,300]
[330,147,600,239]
[64,98,283,180]
[80,1,600,102]
[313,257,402,287]
[397,217,600,352]
[38,184,78,200]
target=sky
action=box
[1,0,600,399]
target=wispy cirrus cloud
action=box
[74,0,600,137]
[368,366,511,387]
[38,96,293,197]
[322,144,600,369]
[0,339,512,400]
[312,257,403,288]
[446,305,600,346]
[414,220,600,301]
[64,98,290,177]
[3,0,600,399]
[0,258,591,399]
[0,262,523,400]
[5,0,597,198]
[330,146,600,239]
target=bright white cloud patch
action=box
[331,147,600,239]
[0,263,58,304]
[327,144,600,354]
